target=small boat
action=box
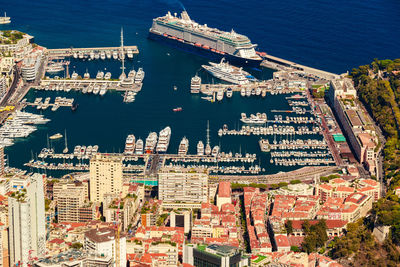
[71,103,79,111]
[104,72,111,80]
[49,133,63,140]
[226,88,233,98]
[173,86,177,91]
[93,85,100,95]
[99,84,107,96]
[173,107,182,112]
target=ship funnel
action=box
[181,10,191,22]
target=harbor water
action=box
[1,0,399,176]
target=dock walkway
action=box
[47,46,139,58]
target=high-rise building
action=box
[57,187,95,223]
[158,168,208,204]
[8,173,46,267]
[89,154,123,203]
[84,227,126,267]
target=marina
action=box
[47,46,139,59]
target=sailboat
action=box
[63,130,68,153]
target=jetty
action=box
[47,46,139,59]
[259,53,340,80]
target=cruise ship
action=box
[124,134,136,155]
[178,137,189,155]
[190,75,201,93]
[145,132,158,153]
[156,126,171,153]
[149,11,262,67]
[202,58,254,85]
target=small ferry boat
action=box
[49,133,63,140]
[173,107,182,112]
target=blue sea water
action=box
[1,0,399,175]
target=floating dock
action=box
[47,46,139,58]
[38,79,143,92]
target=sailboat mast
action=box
[120,27,125,76]
[206,120,210,146]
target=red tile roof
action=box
[275,234,290,247]
[218,181,231,198]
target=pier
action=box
[37,79,143,92]
[259,54,340,80]
[47,46,139,59]
[199,81,303,97]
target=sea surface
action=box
[1,0,399,176]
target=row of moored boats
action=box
[73,49,134,60]
[124,128,220,157]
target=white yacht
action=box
[112,51,118,60]
[90,51,95,60]
[128,69,136,78]
[211,146,220,157]
[205,143,212,155]
[93,85,100,95]
[106,50,112,59]
[134,68,145,84]
[124,134,136,155]
[96,71,104,79]
[197,141,204,156]
[145,132,158,153]
[127,49,133,59]
[84,70,90,79]
[135,139,144,154]
[190,75,201,93]
[202,58,254,85]
[46,62,64,74]
[99,84,107,96]
[104,72,112,80]
[178,137,189,155]
[216,91,224,101]
[71,71,78,80]
[87,84,94,94]
[156,127,171,153]
[100,51,106,60]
